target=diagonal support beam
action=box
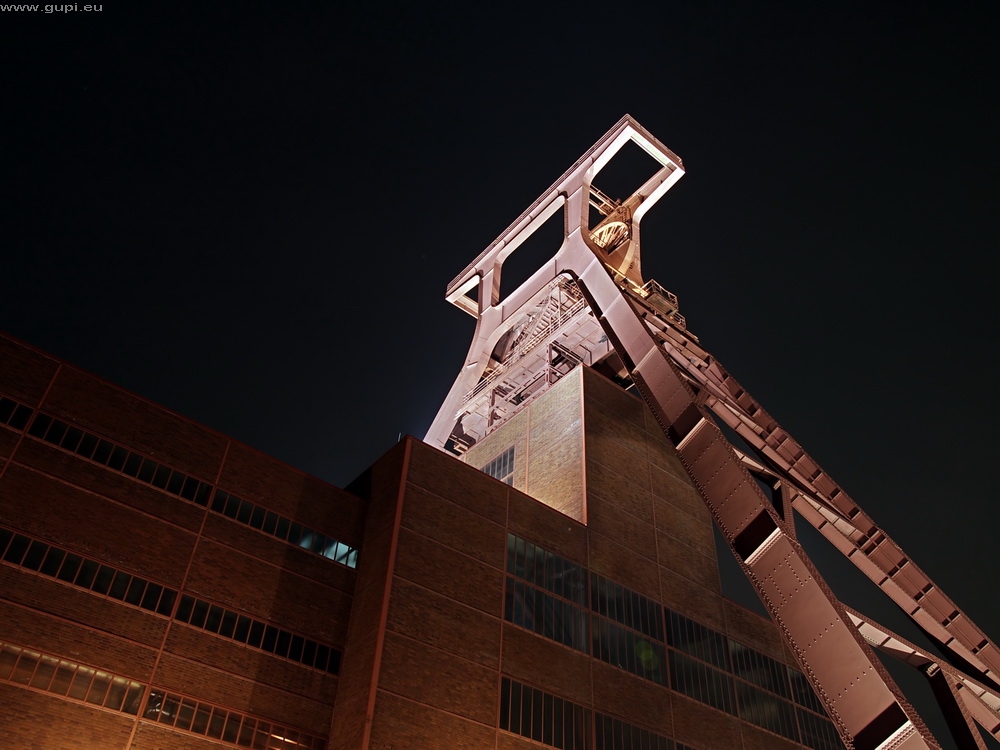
[624,275,1000,692]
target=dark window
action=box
[142,583,163,611]
[61,426,84,452]
[107,571,131,600]
[57,553,83,582]
[75,559,99,588]
[175,595,194,623]
[176,699,196,730]
[499,677,591,750]
[157,588,177,616]
[107,446,128,471]
[666,609,730,671]
[122,452,142,477]
[3,534,29,564]
[91,565,115,595]
[45,419,67,444]
[219,610,237,639]
[204,605,224,633]
[77,433,99,458]
[22,540,47,570]
[167,471,185,495]
[736,680,800,742]
[594,713,672,750]
[189,599,209,628]
[152,465,172,489]
[40,547,65,577]
[591,616,666,685]
[797,706,843,750]
[124,576,146,605]
[180,477,199,501]
[92,439,113,464]
[247,621,265,649]
[314,644,330,671]
[0,398,31,430]
[275,516,290,540]
[207,709,225,739]
[505,576,589,653]
[233,616,251,643]
[28,413,52,437]
[482,446,515,485]
[669,650,735,714]
[194,483,212,506]
[261,626,278,653]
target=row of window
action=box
[505,534,841,750]
[30,412,214,504]
[596,713,674,750]
[0,395,32,431]
[26,410,358,568]
[505,576,590,652]
[0,640,145,715]
[592,615,667,686]
[174,595,340,674]
[499,676,677,750]
[1,526,177,616]
[669,650,839,749]
[665,609,729,671]
[212,490,358,567]
[668,610,826,717]
[482,445,515,485]
[145,689,326,749]
[670,650,736,714]
[508,533,588,606]
[500,676,592,749]
[0,640,326,750]
[591,572,664,643]
[0,526,341,675]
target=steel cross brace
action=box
[845,606,1000,748]
[639,301,1000,692]
[427,116,947,748]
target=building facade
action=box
[1,331,842,749]
[0,333,363,749]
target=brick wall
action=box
[0,333,363,749]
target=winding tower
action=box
[426,116,1000,750]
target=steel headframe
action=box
[426,115,1000,749]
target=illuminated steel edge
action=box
[426,115,1000,749]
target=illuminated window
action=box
[0,641,145,715]
[213,490,357,568]
[144,689,327,749]
[26,412,359,568]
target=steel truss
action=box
[426,116,999,749]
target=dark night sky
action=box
[2,3,997,739]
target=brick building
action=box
[0,330,846,749]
